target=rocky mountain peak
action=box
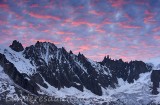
[9,40,24,52]
[61,47,68,55]
[35,41,57,49]
[69,50,73,54]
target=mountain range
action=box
[0,40,159,105]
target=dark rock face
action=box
[151,70,160,95]
[0,53,38,95]
[100,55,152,83]
[9,40,24,52]
[23,42,118,96]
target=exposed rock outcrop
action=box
[151,70,160,95]
[9,40,24,52]
[100,55,152,83]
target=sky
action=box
[0,0,160,65]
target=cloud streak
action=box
[28,12,61,21]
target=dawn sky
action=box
[0,0,160,64]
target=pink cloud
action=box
[28,23,41,30]
[154,35,160,40]
[108,0,127,8]
[75,37,84,41]
[88,10,105,16]
[144,10,157,24]
[118,22,142,29]
[128,45,139,49]
[1,7,24,20]
[135,0,149,6]
[28,12,61,21]
[0,3,9,9]
[30,4,39,8]
[42,29,50,33]
[13,25,27,29]
[124,13,133,22]
[55,31,75,35]
[74,45,91,53]
[64,37,72,42]
[153,27,160,32]
[71,20,97,27]
[0,20,8,25]
[102,18,113,25]
[95,28,106,33]
[1,29,13,35]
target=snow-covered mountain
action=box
[0,40,159,105]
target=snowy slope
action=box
[36,71,160,105]
[0,46,35,75]
[106,72,153,105]
[88,59,112,76]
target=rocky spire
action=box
[9,40,24,52]
[69,50,73,54]
[102,55,110,62]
